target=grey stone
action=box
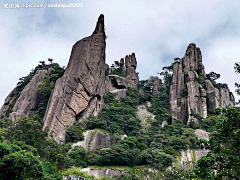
[82,168,126,178]
[152,77,161,95]
[110,89,127,99]
[194,129,210,141]
[0,87,19,116]
[72,129,111,151]
[42,15,107,142]
[137,105,154,131]
[169,43,234,124]
[9,69,51,121]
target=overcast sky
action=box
[1,0,240,106]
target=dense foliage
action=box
[1,59,240,179]
[194,108,240,179]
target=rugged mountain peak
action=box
[92,14,105,35]
[152,77,161,96]
[0,69,52,121]
[42,15,107,142]
[182,43,205,75]
[169,43,234,124]
[125,53,139,81]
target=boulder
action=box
[42,15,107,142]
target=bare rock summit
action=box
[42,14,107,142]
[169,43,234,124]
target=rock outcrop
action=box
[125,53,139,82]
[72,129,111,151]
[169,43,235,124]
[42,15,107,142]
[82,168,126,178]
[7,69,52,121]
[152,77,161,95]
[137,104,154,131]
[0,87,20,116]
[220,88,235,107]
[105,53,139,99]
[178,129,210,169]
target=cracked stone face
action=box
[42,14,107,142]
[169,43,234,124]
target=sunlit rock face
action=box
[42,15,107,142]
[169,43,234,124]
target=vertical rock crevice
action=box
[169,43,234,124]
[42,14,107,142]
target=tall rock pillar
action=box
[42,15,106,142]
[169,44,207,124]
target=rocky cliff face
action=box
[169,43,234,124]
[178,129,210,169]
[152,77,161,95]
[42,15,107,142]
[5,69,53,121]
[125,53,139,82]
[0,87,20,116]
[105,53,139,99]
[72,129,111,151]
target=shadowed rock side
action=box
[125,53,139,82]
[42,14,106,142]
[0,87,19,116]
[169,43,234,124]
[72,130,111,151]
[8,69,53,121]
[152,77,161,95]
[105,53,139,99]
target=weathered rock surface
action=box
[42,15,107,142]
[8,69,52,121]
[137,105,154,131]
[194,129,210,141]
[0,87,20,116]
[90,131,111,150]
[82,168,126,178]
[220,87,235,108]
[178,129,210,169]
[125,53,139,82]
[105,74,137,96]
[72,129,111,151]
[106,53,139,91]
[72,130,94,150]
[109,89,127,99]
[152,77,161,95]
[169,43,234,124]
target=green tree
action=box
[67,146,87,167]
[194,108,240,179]
[0,150,44,179]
